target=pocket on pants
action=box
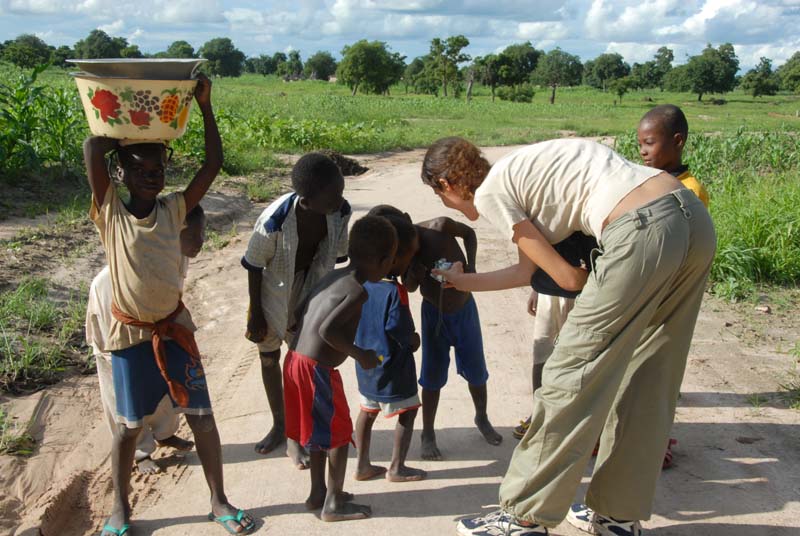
[545,325,612,394]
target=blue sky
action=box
[2,0,800,70]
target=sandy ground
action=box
[4,146,800,535]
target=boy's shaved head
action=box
[292,152,344,199]
[640,104,688,138]
[348,216,398,266]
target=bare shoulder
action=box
[416,217,450,232]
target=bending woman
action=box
[423,137,715,536]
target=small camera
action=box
[431,258,453,283]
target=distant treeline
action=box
[2,30,800,103]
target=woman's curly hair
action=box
[421,137,491,199]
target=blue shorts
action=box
[111,340,212,428]
[420,295,489,390]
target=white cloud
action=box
[517,21,570,41]
[98,18,124,35]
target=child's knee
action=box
[259,350,281,369]
[186,413,217,434]
[116,423,142,440]
[399,409,418,425]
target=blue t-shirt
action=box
[355,279,418,403]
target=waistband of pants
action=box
[601,188,700,245]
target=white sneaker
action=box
[457,510,549,535]
[566,504,642,536]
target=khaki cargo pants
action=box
[499,189,716,526]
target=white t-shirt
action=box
[474,139,660,243]
[90,185,195,351]
[85,259,189,358]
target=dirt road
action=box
[7,146,800,535]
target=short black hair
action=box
[367,206,416,257]
[367,204,411,222]
[186,204,206,226]
[291,152,344,199]
[641,104,688,138]
[348,216,397,266]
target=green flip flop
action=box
[100,523,130,536]
[208,509,256,534]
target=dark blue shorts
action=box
[420,295,489,390]
[111,340,212,428]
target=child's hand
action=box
[432,261,465,289]
[246,308,268,342]
[194,73,212,107]
[410,332,421,352]
[358,349,381,370]
[527,289,538,316]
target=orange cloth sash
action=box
[111,301,198,408]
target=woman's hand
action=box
[432,261,466,290]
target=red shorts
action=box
[283,350,353,451]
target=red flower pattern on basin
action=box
[129,109,151,126]
[90,89,120,122]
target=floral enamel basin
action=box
[67,58,206,80]
[73,74,197,141]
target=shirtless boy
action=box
[283,215,397,521]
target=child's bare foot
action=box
[475,415,503,446]
[420,432,442,460]
[320,500,371,522]
[135,455,162,475]
[387,465,426,482]
[305,490,354,510]
[286,438,310,469]
[254,426,284,455]
[156,434,194,451]
[353,464,387,481]
[209,502,255,534]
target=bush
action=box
[496,84,535,103]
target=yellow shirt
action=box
[676,169,709,208]
[90,184,195,351]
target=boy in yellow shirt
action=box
[637,104,710,208]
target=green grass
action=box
[0,278,88,393]
[0,407,36,456]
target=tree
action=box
[532,48,582,104]
[404,55,439,95]
[2,34,52,67]
[740,57,779,98]
[498,41,541,87]
[304,50,337,80]
[277,50,303,78]
[662,64,692,92]
[653,46,674,88]
[51,45,74,68]
[74,30,125,59]
[198,37,245,77]
[337,40,404,95]
[585,52,630,91]
[473,54,507,101]
[120,45,143,59]
[685,43,739,101]
[610,76,636,102]
[166,40,195,58]
[245,55,277,75]
[776,51,800,93]
[429,35,470,97]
